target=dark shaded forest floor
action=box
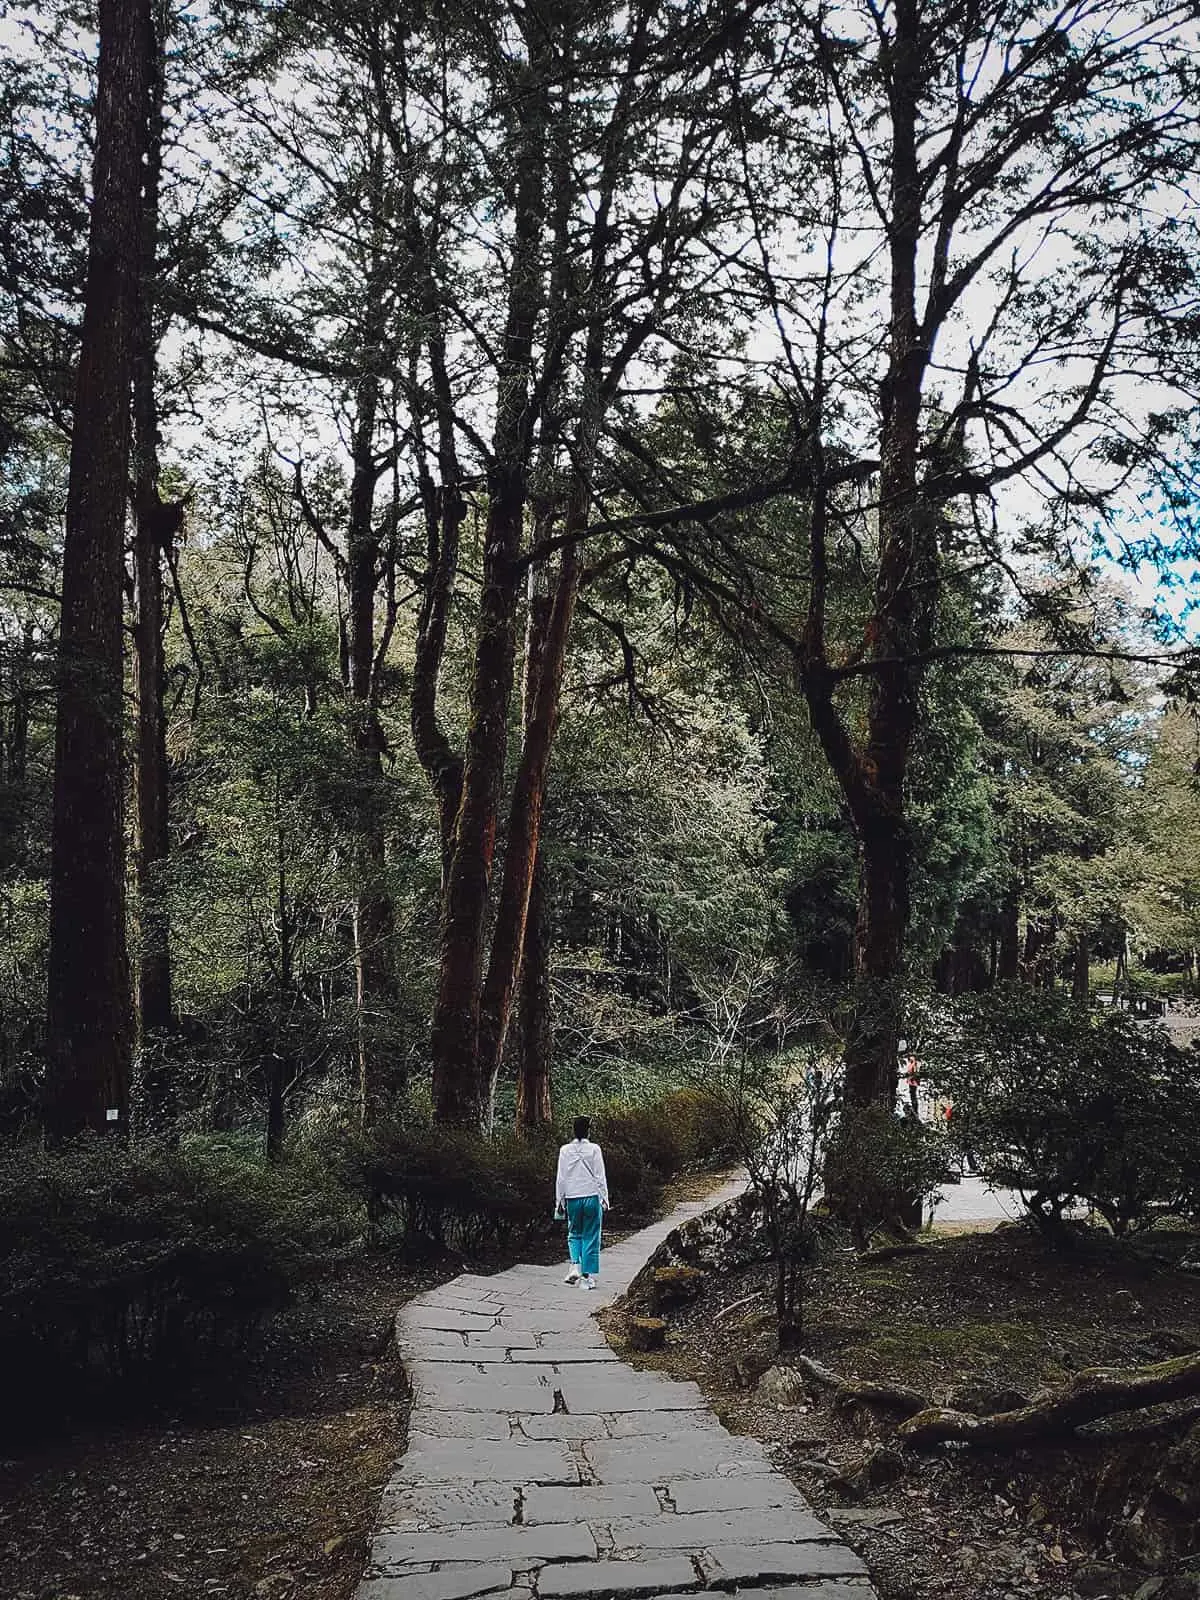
[0,1254,433,1600]
[606,1221,1200,1600]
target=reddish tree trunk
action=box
[843,808,911,1106]
[44,0,150,1140]
[430,56,548,1128]
[515,848,554,1132]
[478,539,579,1118]
[411,375,466,881]
[354,725,398,1125]
[837,0,934,1109]
[511,558,556,1134]
[430,492,527,1126]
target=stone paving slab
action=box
[553,1373,707,1413]
[379,1483,518,1529]
[465,1327,540,1349]
[372,1523,596,1571]
[404,1306,500,1332]
[603,1410,723,1439]
[406,1413,514,1441]
[394,1438,578,1484]
[404,1367,557,1413]
[667,1474,810,1513]
[582,1435,771,1482]
[359,1175,877,1600]
[537,1556,698,1596]
[657,1588,874,1600]
[507,1349,620,1365]
[701,1542,869,1582]
[356,1566,516,1600]
[522,1485,661,1523]
[604,1507,832,1552]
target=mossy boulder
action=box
[651,1264,706,1309]
[627,1316,668,1351]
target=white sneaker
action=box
[564,1265,580,1284]
[584,1277,597,1290]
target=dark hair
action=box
[573,1115,590,1141]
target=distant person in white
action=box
[554,1116,609,1289]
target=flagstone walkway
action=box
[358,1178,876,1600]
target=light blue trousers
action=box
[565,1195,603,1276]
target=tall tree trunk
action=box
[1114,928,1131,1005]
[131,7,175,1122]
[515,848,553,1132]
[430,53,548,1128]
[477,534,581,1117]
[511,557,556,1133]
[997,889,1020,981]
[796,0,936,1115]
[267,778,291,1161]
[822,0,933,1111]
[411,337,466,880]
[1,622,34,868]
[1071,931,1089,1005]
[353,723,397,1126]
[429,492,528,1126]
[44,0,150,1141]
[345,357,400,1127]
[843,807,912,1106]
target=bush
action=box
[0,1139,349,1434]
[337,1088,736,1253]
[595,1089,737,1173]
[659,1087,741,1166]
[592,1089,738,1221]
[596,1103,685,1177]
[921,986,1200,1236]
[825,1106,954,1248]
[338,1122,559,1255]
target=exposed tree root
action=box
[897,1353,1200,1450]
[1076,1399,1200,1446]
[856,1243,932,1264]
[788,1354,929,1417]
[834,1380,930,1418]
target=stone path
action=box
[358,1179,876,1600]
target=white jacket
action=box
[555,1138,609,1206]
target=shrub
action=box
[338,1122,560,1255]
[0,1139,349,1434]
[594,1089,737,1176]
[594,1135,660,1222]
[339,1087,734,1252]
[596,1102,685,1177]
[920,986,1200,1237]
[825,1106,954,1249]
[658,1088,741,1166]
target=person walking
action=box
[554,1116,609,1289]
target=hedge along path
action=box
[358,1178,877,1600]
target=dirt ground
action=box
[0,1255,437,1600]
[607,1221,1200,1600]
